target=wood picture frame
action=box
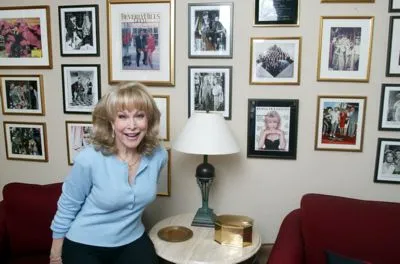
[153,95,170,141]
[65,121,93,165]
[378,84,400,131]
[254,0,299,26]
[374,138,400,184]
[157,148,171,196]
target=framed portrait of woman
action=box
[379,84,400,131]
[374,138,400,184]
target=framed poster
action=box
[107,0,175,86]
[254,0,299,26]
[157,148,171,196]
[153,95,170,141]
[247,99,299,159]
[315,96,366,152]
[317,16,374,82]
[188,66,232,120]
[386,16,400,77]
[61,64,101,114]
[389,0,400,12]
[188,2,233,58]
[3,121,48,162]
[58,5,100,56]
[65,121,93,165]
[0,75,45,115]
[378,84,400,131]
[0,6,52,69]
[250,37,301,85]
[374,138,400,184]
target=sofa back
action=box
[300,193,400,264]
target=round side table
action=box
[149,213,262,264]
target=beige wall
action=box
[0,0,398,243]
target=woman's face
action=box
[386,153,394,163]
[266,117,279,129]
[112,108,148,152]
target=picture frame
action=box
[107,0,175,86]
[3,121,48,162]
[389,0,400,12]
[61,64,101,114]
[378,84,400,131]
[188,2,233,58]
[317,16,374,82]
[0,75,45,115]
[0,6,52,69]
[250,37,301,85]
[321,0,374,3]
[374,138,400,184]
[386,16,400,77]
[315,96,367,152]
[158,148,171,196]
[58,5,100,56]
[254,0,299,26]
[65,121,93,165]
[247,99,299,159]
[153,95,170,141]
[188,66,232,120]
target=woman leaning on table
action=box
[49,82,167,264]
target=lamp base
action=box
[191,207,216,228]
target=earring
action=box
[111,127,115,138]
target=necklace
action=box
[120,155,141,169]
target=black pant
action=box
[62,232,159,264]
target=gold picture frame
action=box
[153,95,170,141]
[107,0,175,86]
[157,148,171,196]
[65,121,93,165]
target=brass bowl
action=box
[157,226,193,242]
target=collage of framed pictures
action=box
[374,138,400,184]
[254,0,299,26]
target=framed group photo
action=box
[254,0,299,26]
[188,66,232,120]
[3,121,48,162]
[58,5,100,56]
[107,0,175,86]
[157,148,171,196]
[374,138,400,184]
[250,37,301,85]
[378,84,400,131]
[389,0,400,12]
[0,6,52,69]
[153,95,170,141]
[66,121,93,165]
[61,64,101,114]
[247,99,299,159]
[188,2,233,58]
[317,16,374,82]
[315,96,367,152]
[0,75,45,115]
[386,16,400,77]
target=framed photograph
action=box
[379,84,400,131]
[374,138,400,184]
[390,0,400,12]
[188,66,232,120]
[3,121,48,162]
[321,0,374,2]
[315,96,366,152]
[188,2,233,58]
[65,121,93,165]
[386,17,400,77]
[61,64,101,114]
[158,148,171,196]
[250,37,301,85]
[317,16,374,82]
[254,0,299,26]
[107,0,175,86]
[0,75,45,115]
[247,99,299,159]
[58,5,100,56]
[153,95,170,141]
[0,6,52,69]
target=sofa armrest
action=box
[0,201,10,262]
[267,209,305,264]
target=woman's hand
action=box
[49,238,64,264]
[49,255,62,264]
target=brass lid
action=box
[215,215,253,228]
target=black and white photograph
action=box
[374,138,400,184]
[189,3,233,58]
[188,66,232,119]
[379,84,400,131]
[3,121,48,162]
[158,148,171,196]
[254,0,299,26]
[386,17,400,77]
[250,37,301,85]
[0,75,45,115]
[390,0,400,12]
[153,95,170,141]
[66,121,93,165]
[62,64,101,114]
[59,5,99,56]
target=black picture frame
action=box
[386,16,400,77]
[374,138,400,184]
[378,84,400,131]
[389,0,400,12]
[254,0,299,26]
[247,99,299,159]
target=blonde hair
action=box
[264,111,281,128]
[91,82,160,156]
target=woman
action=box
[258,110,286,151]
[146,33,156,68]
[50,82,167,264]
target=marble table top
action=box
[149,213,262,264]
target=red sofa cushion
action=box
[301,193,400,264]
[3,182,62,256]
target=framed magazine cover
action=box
[379,84,400,131]
[374,138,400,184]
[157,148,171,196]
[153,95,170,141]
[254,0,299,26]
[65,121,93,165]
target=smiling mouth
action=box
[124,132,140,139]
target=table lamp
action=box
[172,112,240,227]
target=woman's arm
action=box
[49,238,64,263]
[279,130,286,150]
[258,130,267,149]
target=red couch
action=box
[0,182,62,264]
[267,193,400,264]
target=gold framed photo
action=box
[157,148,171,196]
[317,16,374,82]
[107,0,175,86]
[65,121,93,165]
[153,95,170,141]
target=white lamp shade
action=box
[172,112,240,155]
